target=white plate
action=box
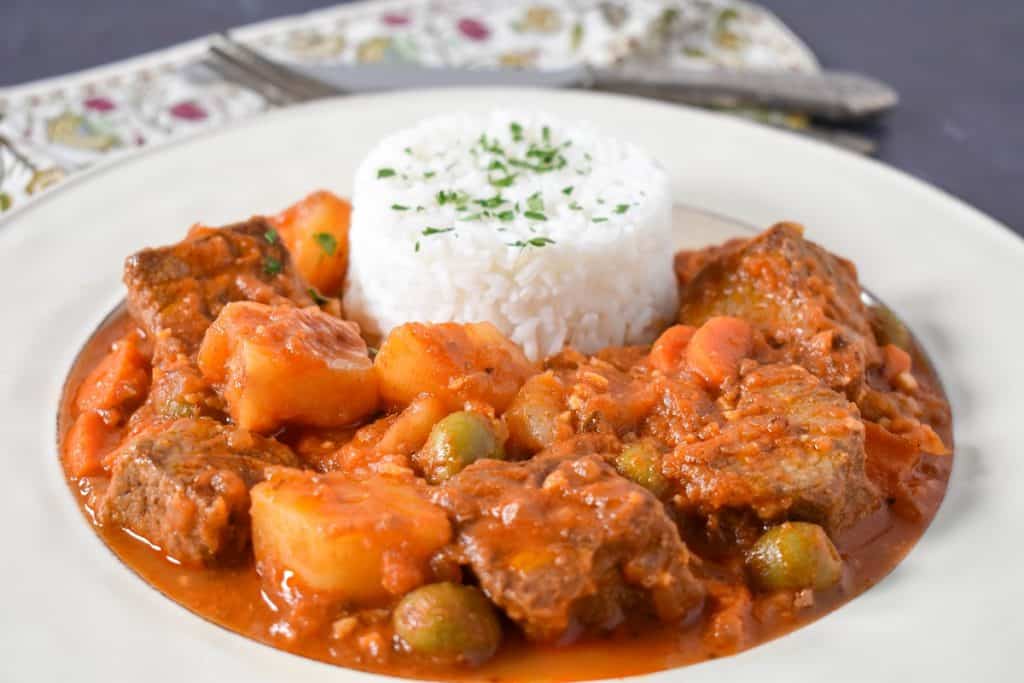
[1,89,1021,682]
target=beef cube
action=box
[123,219,316,423]
[663,362,879,533]
[433,437,703,643]
[124,218,314,355]
[99,418,299,566]
[676,222,879,398]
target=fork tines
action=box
[202,33,342,106]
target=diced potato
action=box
[374,322,537,413]
[503,372,570,456]
[251,469,451,606]
[270,191,351,296]
[198,302,378,432]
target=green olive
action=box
[746,522,843,592]
[415,411,504,484]
[393,582,502,665]
[870,303,911,351]
[614,441,670,497]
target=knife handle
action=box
[588,65,899,122]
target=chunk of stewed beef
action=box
[123,219,315,423]
[124,218,314,355]
[676,222,879,399]
[99,418,298,566]
[663,362,879,534]
[433,436,704,643]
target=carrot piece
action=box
[686,316,754,388]
[648,325,697,374]
[882,343,912,383]
[64,411,118,478]
[864,420,923,520]
[75,333,150,415]
[270,190,352,296]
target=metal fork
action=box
[199,34,339,107]
[199,33,878,155]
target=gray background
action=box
[3,0,1022,237]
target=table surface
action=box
[3,0,1022,237]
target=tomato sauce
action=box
[58,308,952,682]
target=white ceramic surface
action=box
[1,89,1021,683]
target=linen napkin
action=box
[0,0,818,216]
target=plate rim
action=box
[2,86,1021,682]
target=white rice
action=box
[343,110,677,360]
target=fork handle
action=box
[588,64,899,121]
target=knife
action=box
[222,36,898,123]
[300,63,897,122]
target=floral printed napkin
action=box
[0,0,818,216]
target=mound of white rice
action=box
[343,111,677,360]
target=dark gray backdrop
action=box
[3,1,1022,237]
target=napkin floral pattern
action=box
[0,0,816,216]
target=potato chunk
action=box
[374,322,537,413]
[251,469,451,606]
[198,302,378,432]
[270,190,351,296]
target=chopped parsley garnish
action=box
[479,134,505,155]
[509,122,524,141]
[391,204,410,211]
[592,217,608,223]
[404,147,412,155]
[263,256,282,275]
[313,232,337,256]
[308,288,329,305]
[615,204,630,214]
[497,210,515,221]
[526,191,544,213]
[562,186,573,195]
[508,236,556,248]
[490,174,517,188]
[263,228,278,244]
[488,160,507,172]
[569,201,582,211]
[475,195,505,208]
[377,168,396,178]
[460,212,484,221]
[509,150,566,173]
[436,189,469,207]
[423,171,436,179]
[422,226,454,236]
[523,211,547,221]
[414,241,421,252]
[542,125,551,143]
